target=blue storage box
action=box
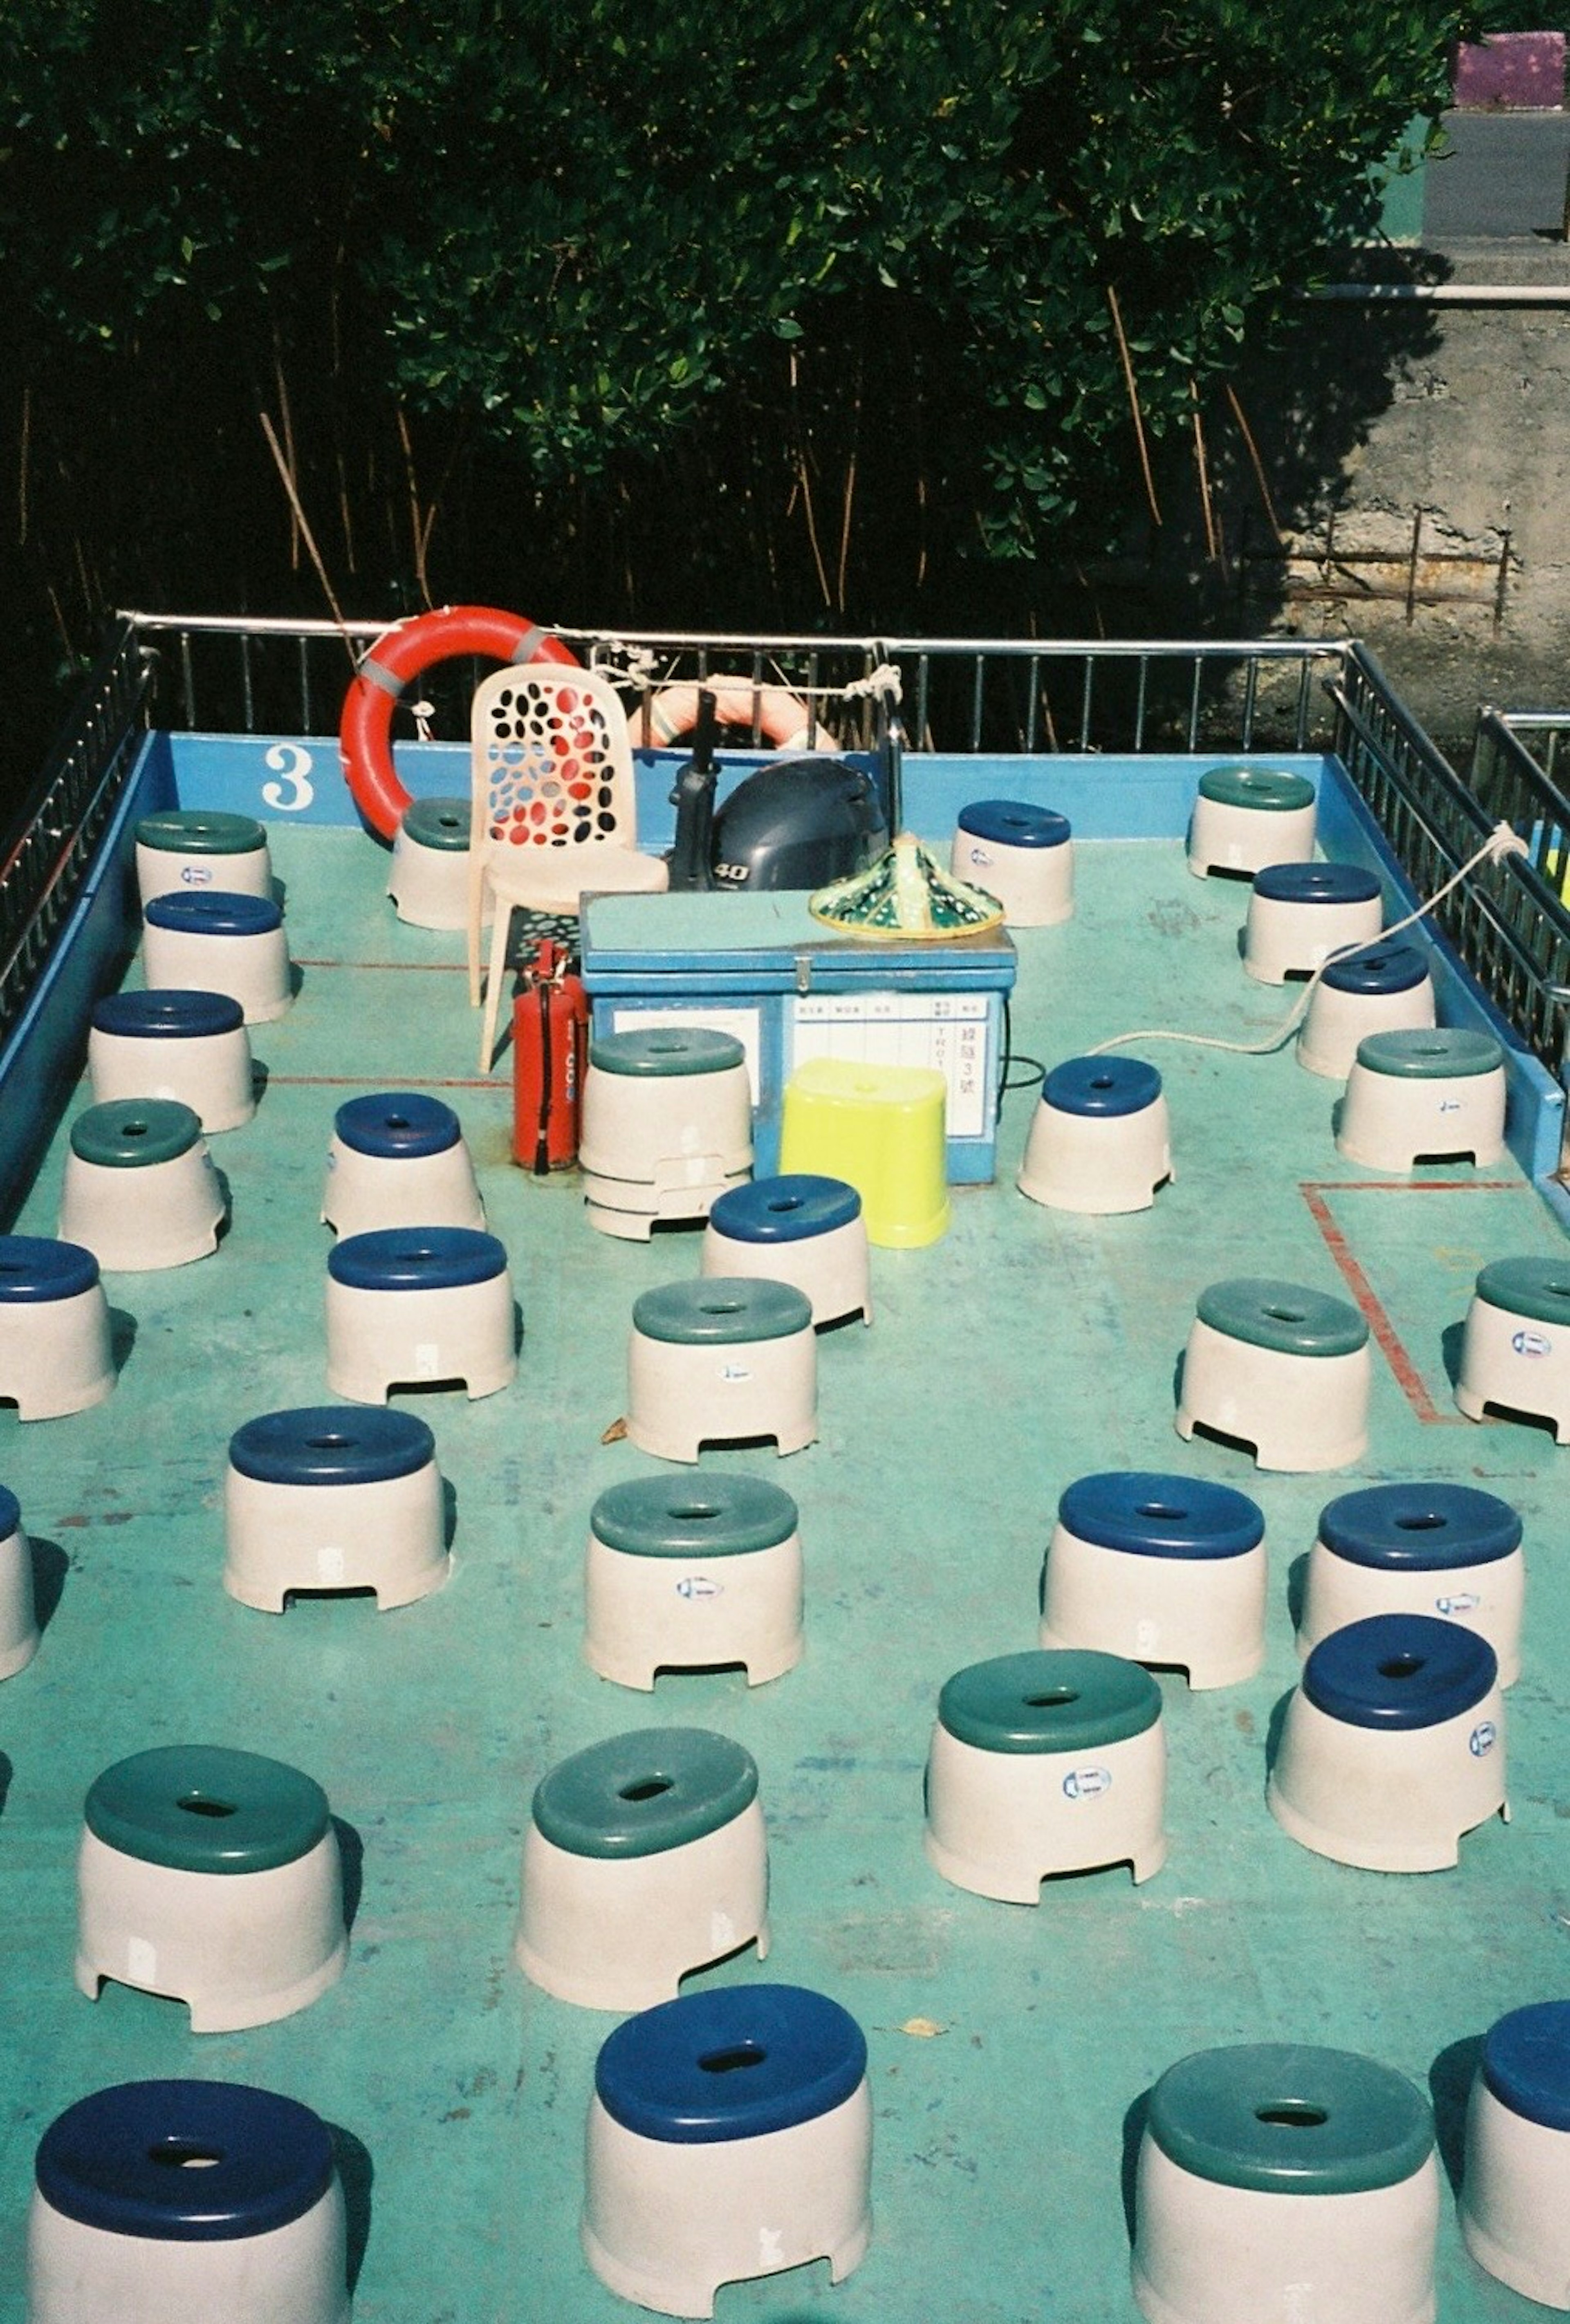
[580,892,1016,1182]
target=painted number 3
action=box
[261,742,315,812]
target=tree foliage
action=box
[0,0,1472,684]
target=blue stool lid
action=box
[229,1406,435,1487]
[144,891,283,936]
[328,1227,507,1291]
[1319,944,1429,998]
[0,1484,19,1540]
[1042,1056,1162,1119]
[708,1174,861,1244]
[35,2079,334,2242]
[957,799,1071,849]
[92,989,245,1040]
[1318,1484,1521,1571]
[1253,862,1381,906]
[1301,1613,1498,1730]
[1058,1472,1264,1561]
[334,1092,460,1160]
[1481,2001,1570,2132]
[0,1235,101,1303]
[595,1984,867,2145]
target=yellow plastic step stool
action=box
[779,1057,950,1249]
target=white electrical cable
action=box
[1086,821,1530,1060]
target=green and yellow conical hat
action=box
[809,831,1006,941]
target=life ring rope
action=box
[338,606,578,841]
[632,680,834,755]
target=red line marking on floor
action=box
[1298,1179,1516,1424]
[292,958,469,973]
[267,1075,507,1092]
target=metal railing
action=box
[1332,652,1570,1077]
[0,620,153,1048]
[1495,710,1570,792]
[11,613,1570,1103]
[119,612,1349,759]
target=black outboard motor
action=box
[666,688,893,893]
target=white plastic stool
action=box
[1018,1054,1171,1215]
[321,1091,485,1236]
[583,1983,871,2318]
[1297,1482,1524,1684]
[27,2079,350,2324]
[135,808,272,908]
[0,1236,116,1421]
[388,795,484,930]
[142,891,293,1024]
[1337,1026,1506,1169]
[1176,1276,1371,1473]
[581,1026,753,1240]
[585,1473,803,1688]
[325,1227,517,1402]
[517,1727,768,2010]
[950,799,1074,926]
[924,1648,1167,1900]
[224,1406,449,1612]
[1456,1255,1570,1441]
[0,1483,40,1680]
[626,1278,817,1463]
[1039,1472,1266,1689]
[87,989,256,1133]
[1243,861,1384,985]
[1296,943,1436,1080]
[1267,1613,1506,1871]
[1186,766,1317,879]
[700,1174,871,1326]
[1461,1999,1570,2308]
[75,1745,349,2032]
[1133,2042,1439,2324]
[58,1100,225,1272]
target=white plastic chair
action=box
[468,666,668,1070]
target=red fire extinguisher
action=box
[511,940,590,1174]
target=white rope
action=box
[1086,821,1529,1060]
[838,660,903,707]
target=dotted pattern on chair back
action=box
[474,668,635,857]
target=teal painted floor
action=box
[2,826,1568,2322]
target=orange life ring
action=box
[634,682,832,755]
[338,606,580,841]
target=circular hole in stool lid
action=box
[177,1793,239,1818]
[1377,1655,1426,1682]
[617,1776,673,1804]
[766,1197,804,1213]
[149,2142,224,2169]
[700,1299,745,1315]
[668,1504,718,1523]
[307,1433,352,1451]
[1394,1513,1447,1532]
[1263,1304,1306,1324]
[121,1119,149,1139]
[1136,1502,1187,1522]
[1023,1687,1080,1709]
[699,2044,766,2075]
[1090,1074,1115,1090]
[385,1113,410,1130]
[1255,2103,1329,2130]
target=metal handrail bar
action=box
[0,620,153,1046]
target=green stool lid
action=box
[85,1745,331,1875]
[1197,767,1316,813]
[69,1099,202,1169]
[1476,1255,1570,1330]
[1146,2043,1434,2196]
[136,810,266,856]
[938,1649,1161,1754]
[632,1277,813,1345]
[592,1474,798,1557]
[1196,1277,1368,1358]
[590,1028,745,1077]
[531,1728,758,1859]
[401,796,471,851]
[1354,1027,1503,1080]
